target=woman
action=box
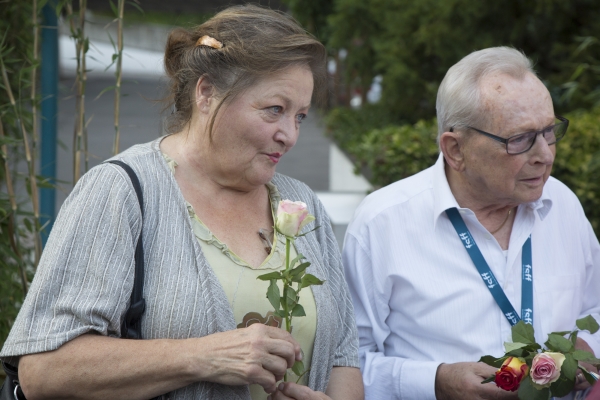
[0,5,362,400]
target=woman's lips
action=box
[267,153,282,163]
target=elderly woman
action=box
[0,5,362,400]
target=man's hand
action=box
[435,362,519,400]
[574,338,598,391]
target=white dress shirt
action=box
[343,154,600,400]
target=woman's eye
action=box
[268,106,283,115]
[296,113,307,124]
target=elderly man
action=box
[343,46,600,399]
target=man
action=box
[343,47,600,399]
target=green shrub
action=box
[552,107,600,235]
[334,108,600,238]
[344,119,439,189]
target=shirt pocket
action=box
[534,273,584,337]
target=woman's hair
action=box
[435,46,536,144]
[163,4,327,135]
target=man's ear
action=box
[439,130,466,172]
[195,76,214,114]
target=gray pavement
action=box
[55,75,331,210]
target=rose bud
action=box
[276,200,315,238]
[530,352,565,387]
[495,357,529,392]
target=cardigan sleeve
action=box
[312,191,360,368]
[0,163,142,364]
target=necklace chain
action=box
[490,208,513,235]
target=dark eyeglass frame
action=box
[450,115,569,155]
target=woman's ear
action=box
[439,130,466,172]
[195,76,214,114]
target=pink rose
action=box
[530,352,565,387]
[276,200,315,238]
[495,357,529,392]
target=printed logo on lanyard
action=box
[446,207,533,327]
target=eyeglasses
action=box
[453,115,569,155]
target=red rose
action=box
[495,357,529,392]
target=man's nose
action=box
[530,132,555,164]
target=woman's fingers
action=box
[194,324,301,390]
[269,382,331,400]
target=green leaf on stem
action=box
[518,376,550,400]
[300,273,324,289]
[289,254,303,268]
[480,375,495,384]
[290,262,310,277]
[549,331,571,336]
[291,304,306,317]
[292,360,304,376]
[506,348,526,357]
[479,355,506,368]
[561,353,578,380]
[580,366,598,385]
[548,374,574,398]
[570,330,578,347]
[573,349,600,364]
[274,309,286,319]
[504,342,528,353]
[576,315,600,334]
[284,286,297,310]
[257,271,282,281]
[512,321,536,344]
[545,334,574,353]
[266,280,280,311]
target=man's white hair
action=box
[436,47,536,144]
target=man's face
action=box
[460,72,556,207]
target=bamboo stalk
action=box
[0,118,28,295]
[31,0,39,147]
[66,1,88,184]
[80,0,88,176]
[112,0,125,155]
[0,57,42,265]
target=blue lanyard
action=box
[445,207,533,326]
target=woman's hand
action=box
[269,382,332,400]
[195,323,301,393]
[268,366,364,400]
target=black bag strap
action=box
[107,160,146,340]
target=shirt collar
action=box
[432,152,554,228]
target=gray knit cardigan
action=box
[0,139,359,399]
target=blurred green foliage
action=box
[0,0,37,349]
[552,107,600,235]
[311,0,600,123]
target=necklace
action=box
[490,208,513,235]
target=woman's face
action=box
[202,65,314,191]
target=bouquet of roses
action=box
[257,200,323,381]
[480,316,600,400]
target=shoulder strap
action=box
[107,160,146,340]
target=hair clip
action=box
[195,35,223,49]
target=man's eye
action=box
[296,113,307,123]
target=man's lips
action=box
[521,175,544,185]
